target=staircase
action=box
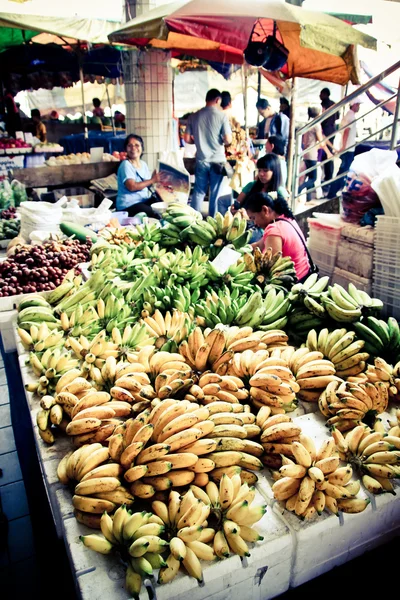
[290,59,400,212]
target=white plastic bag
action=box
[371,164,400,217]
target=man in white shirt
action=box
[328,101,361,199]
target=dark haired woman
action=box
[244,191,311,281]
[116,134,159,216]
[232,153,288,212]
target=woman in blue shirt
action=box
[117,134,160,217]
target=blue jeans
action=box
[328,151,354,199]
[190,161,224,217]
[299,159,318,202]
[218,193,233,215]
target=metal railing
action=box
[291,59,400,211]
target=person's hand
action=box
[151,170,159,184]
[230,205,238,215]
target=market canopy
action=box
[0,12,120,51]
[109,0,377,84]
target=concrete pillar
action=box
[124,1,173,171]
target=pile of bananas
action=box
[234,288,291,330]
[81,506,168,597]
[57,444,134,528]
[332,425,400,495]
[257,409,301,469]
[152,488,213,583]
[354,316,400,362]
[307,328,368,380]
[365,357,400,401]
[25,350,80,399]
[248,351,299,413]
[187,210,251,253]
[160,203,203,246]
[272,435,370,516]
[194,286,249,327]
[142,309,193,351]
[319,379,388,432]
[243,247,297,291]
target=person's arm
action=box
[124,169,158,192]
[263,235,282,255]
[251,238,264,251]
[222,115,232,146]
[316,127,332,156]
[183,117,194,144]
[339,113,351,152]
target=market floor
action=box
[0,341,76,600]
[0,341,398,600]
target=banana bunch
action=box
[179,326,231,374]
[142,283,200,314]
[52,270,107,314]
[354,316,400,360]
[46,270,83,305]
[207,259,255,292]
[243,247,297,291]
[193,371,249,405]
[259,288,291,331]
[54,379,129,446]
[286,309,326,343]
[152,489,213,584]
[257,409,301,469]
[106,398,217,498]
[332,425,400,495]
[57,445,134,528]
[18,294,52,312]
[288,273,330,303]
[160,203,202,247]
[108,359,156,412]
[194,286,249,327]
[307,328,368,379]
[26,348,81,399]
[319,379,388,432]
[127,220,163,245]
[142,309,193,352]
[195,473,266,558]
[186,210,251,252]
[100,226,140,246]
[272,434,370,516]
[320,283,382,324]
[81,506,168,598]
[248,351,299,414]
[365,357,400,402]
[279,345,339,403]
[17,323,64,353]
[17,302,61,334]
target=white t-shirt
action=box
[340,109,357,151]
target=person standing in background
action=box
[184,89,232,217]
[280,97,291,119]
[328,101,361,199]
[256,98,289,152]
[31,109,47,143]
[266,134,287,186]
[92,98,104,118]
[4,89,21,138]
[320,87,339,189]
[299,106,332,202]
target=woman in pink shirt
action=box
[244,191,311,281]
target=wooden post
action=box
[78,50,88,140]
[286,76,297,192]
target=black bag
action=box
[211,162,234,179]
[274,218,319,281]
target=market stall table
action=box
[59,132,126,155]
[10,324,400,600]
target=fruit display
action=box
[272,435,370,516]
[0,179,28,209]
[331,424,400,495]
[45,152,118,166]
[0,216,20,240]
[0,136,32,154]
[0,239,91,297]
[10,201,400,598]
[35,142,64,154]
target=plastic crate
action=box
[372,284,400,319]
[308,242,337,273]
[331,266,372,294]
[53,186,95,208]
[336,239,373,279]
[307,219,342,251]
[373,261,400,282]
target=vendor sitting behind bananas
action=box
[117,134,160,218]
[243,191,312,281]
